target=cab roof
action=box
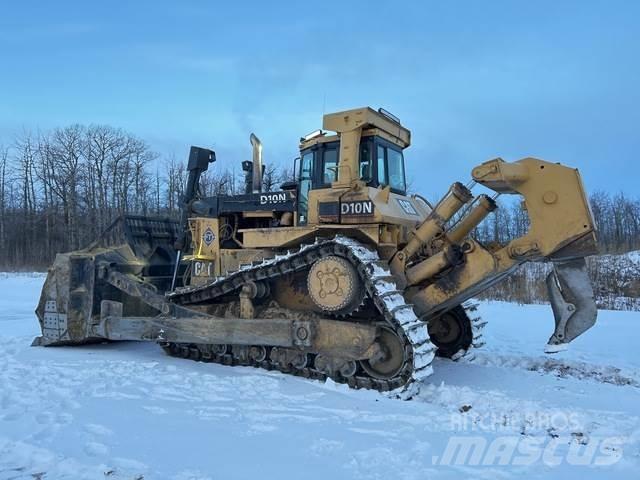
[299,107,411,150]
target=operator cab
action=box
[297,109,409,226]
[299,134,407,193]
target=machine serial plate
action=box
[341,200,374,216]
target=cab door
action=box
[297,150,314,225]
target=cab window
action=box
[322,149,338,184]
[360,142,372,181]
[387,148,406,192]
[376,143,406,194]
[298,151,313,225]
[377,146,387,187]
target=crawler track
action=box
[164,236,482,394]
[451,301,487,361]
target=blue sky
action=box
[1,0,638,197]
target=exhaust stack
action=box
[250,133,263,193]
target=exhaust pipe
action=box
[545,258,597,352]
[250,133,263,193]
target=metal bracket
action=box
[101,266,169,314]
[292,320,313,347]
[546,269,574,342]
[239,285,256,319]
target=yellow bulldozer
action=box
[34,107,599,394]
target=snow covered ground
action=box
[1,273,639,479]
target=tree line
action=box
[467,192,640,253]
[1,124,638,272]
[462,191,640,309]
[0,125,290,269]
[477,251,640,311]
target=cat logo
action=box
[203,226,215,246]
[194,261,213,277]
[397,198,418,215]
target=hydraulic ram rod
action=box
[390,182,472,284]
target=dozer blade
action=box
[33,215,181,346]
[545,258,597,352]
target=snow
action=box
[1,274,639,479]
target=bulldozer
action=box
[34,107,599,394]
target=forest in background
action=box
[0,124,292,269]
[1,124,639,308]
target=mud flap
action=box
[545,258,597,352]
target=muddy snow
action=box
[0,273,638,479]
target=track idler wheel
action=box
[427,306,473,358]
[360,327,406,379]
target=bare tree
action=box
[0,145,7,253]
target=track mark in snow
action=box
[349,427,398,438]
[310,438,344,456]
[173,471,213,480]
[142,405,168,415]
[56,412,73,425]
[472,352,640,387]
[247,423,278,434]
[34,412,53,425]
[84,441,109,457]
[347,442,434,480]
[109,457,148,476]
[84,423,114,436]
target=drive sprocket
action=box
[307,255,364,315]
